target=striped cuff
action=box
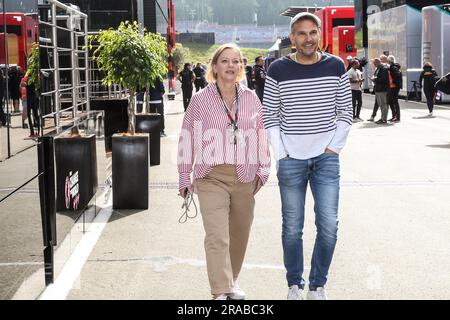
[256,167,270,186]
[179,172,192,191]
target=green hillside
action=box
[180,42,268,66]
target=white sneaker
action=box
[429,112,434,117]
[307,287,328,300]
[227,282,245,300]
[213,294,227,300]
[287,285,304,300]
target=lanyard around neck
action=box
[293,51,320,64]
[216,83,239,129]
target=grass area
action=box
[180,42,268,65]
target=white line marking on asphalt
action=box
[341,180,450,187]
[88,255,291,272]
[0,187,39,193]
[0,262,43,267]
[39,193,113,300]
[142,180,450,190]
[403,99,450,110]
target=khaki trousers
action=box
[195,165,255,295]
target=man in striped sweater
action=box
[262,12,353,300]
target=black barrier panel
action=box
[35,112,108,287]
[112,134,149,209]
[54,135,98,212]
[135,113,161,166]
[90,99,128,153]
[38,136,56,285]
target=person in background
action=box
[149,76,166,137]
[246,64,255,90]
[387,55,402,122]
[346,55,353,71]
[193,63,206,92]
[242,57,253,89]
[253,56,266,103]
[419,62,439,117]
[19,75,28,129]
[370,57,389,124]
[368,55,388,122]
[177,43,270,300]
[177,63,195,111]
[347,59,364,121]
[9,66,21,113]
[239,57,249,87]
[24,74,39,139]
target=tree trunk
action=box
[128,88,136,135]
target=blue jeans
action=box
[277,153,340,290]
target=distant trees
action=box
[171,46,190,71]
[209,0,258,24]
[173,0,354,26]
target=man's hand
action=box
[324,148,337,154]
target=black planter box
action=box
[112,134,149,209]
[135,113,161,166]
[90,99,128,153]
[167,92,175,100]
[54,134,98,211]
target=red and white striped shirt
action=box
[178,82,271,191]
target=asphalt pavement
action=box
[11,92,450,300]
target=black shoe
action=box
[375,119,387,124]
[160,131,167,137]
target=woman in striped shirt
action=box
[177,43,271,300]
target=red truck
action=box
[0,12,38,71]
[314,6,355,55]
[332,26,357,66]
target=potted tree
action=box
[37,35,99,214]
[89,21,167,209]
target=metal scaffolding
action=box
[39,0,89,133]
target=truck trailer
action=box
[367,4,422,98]
[422,4,450,102]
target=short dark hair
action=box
[255,56,262,64]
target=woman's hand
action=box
[179,185,193,198]
[253,176,263,195]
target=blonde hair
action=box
[387,55,396,64]
[205,43,244,83]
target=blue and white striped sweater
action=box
[262,53,353,160]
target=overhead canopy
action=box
[268,38,282,51]
[280,6,324,17]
